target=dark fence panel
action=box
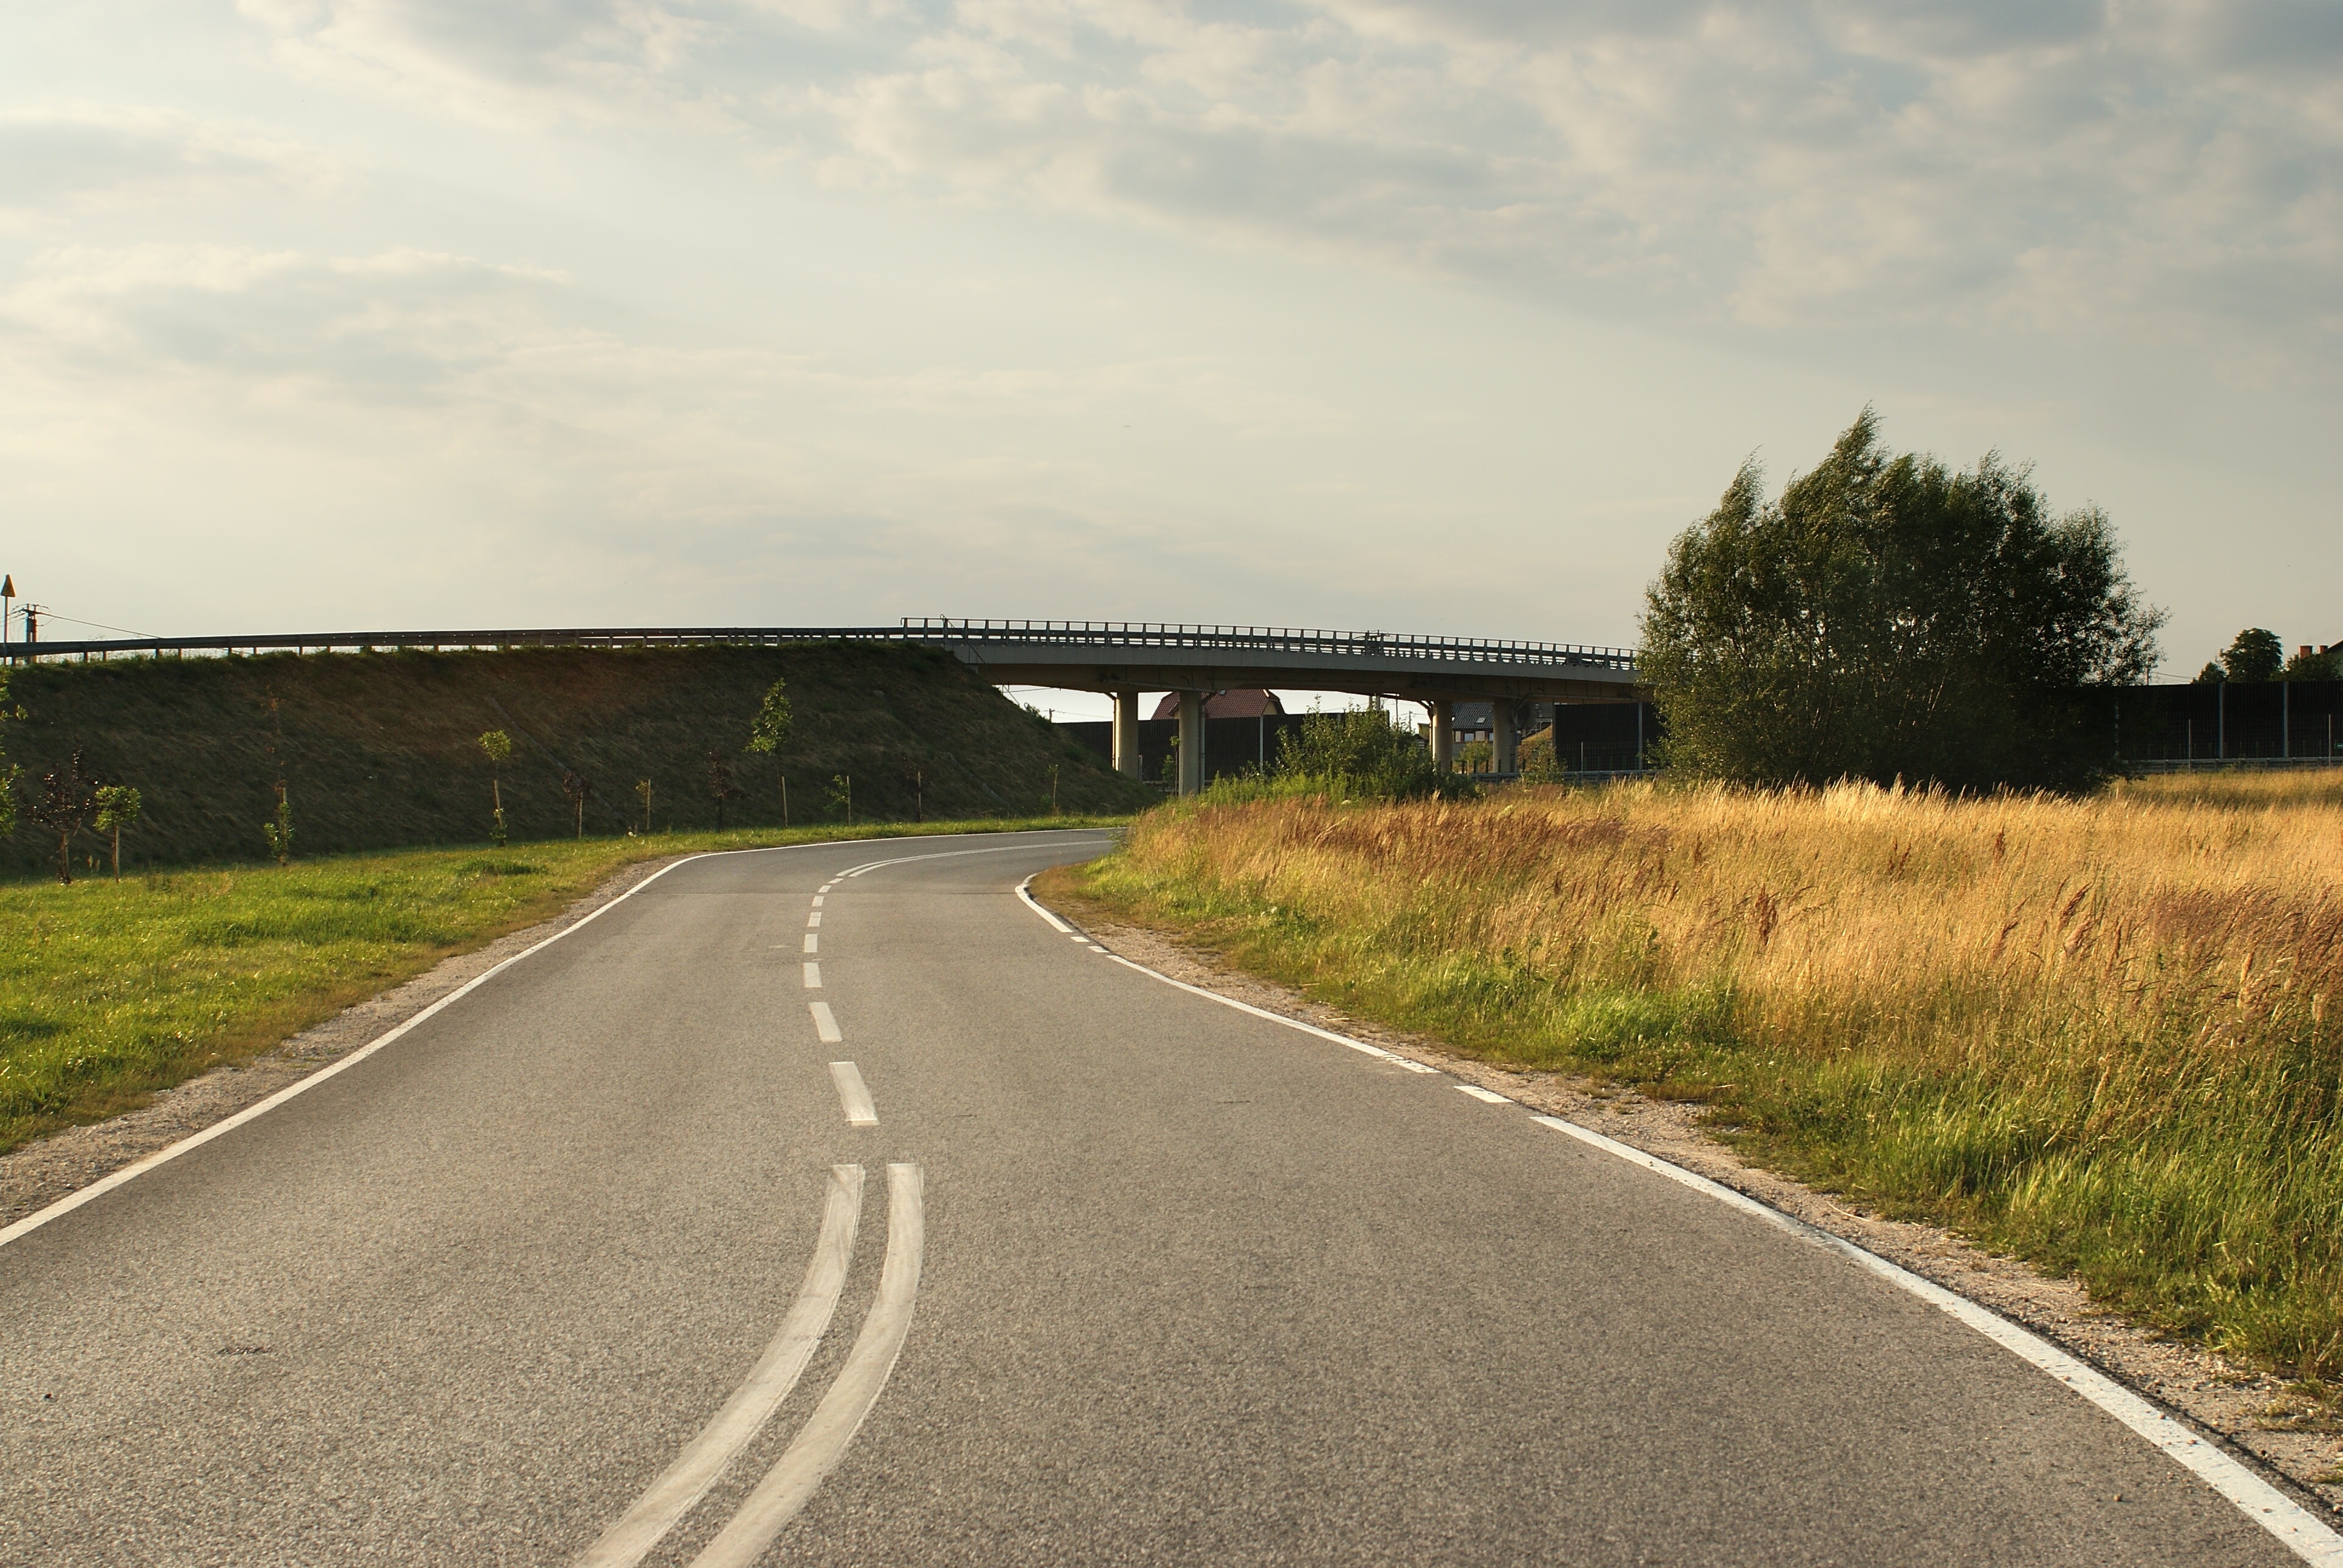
[2111,681,2343,763]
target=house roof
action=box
[1150,689,1287,720]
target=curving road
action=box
[0,830,2325,1566]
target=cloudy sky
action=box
[4,0,2338,696]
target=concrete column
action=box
[1178,690,1206,795]
[1491,699,1519,776]
[1111,690,1142,778]
[1429,699,1455,771]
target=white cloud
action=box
[216,1,2343,382]
[0,105,342,219]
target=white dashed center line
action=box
[803,934,818,954]
[827,1062,877,1128]
[808,1002,842,1044]
[807,912,822,929]
[811,895,824,908]
[803,963,821,989]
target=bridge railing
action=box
[0,619,1639,673]
[900,618,1639,671]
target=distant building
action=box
[1151,689,1286,719]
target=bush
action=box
[1273,708,1450,800]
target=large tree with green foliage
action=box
[1640,410,2163,792]
[2196,628,2284,684]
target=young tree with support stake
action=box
[744,676,793,826]
[478,730,513,847]
[93,784,141,879]
[706,749,744,829]
[28,752,97,884]
[562,770,592,839]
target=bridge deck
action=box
[2,619,1643,702]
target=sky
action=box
[4,0,2339,718]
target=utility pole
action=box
[1,575,12,648]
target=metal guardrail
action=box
[2,618,1642,673]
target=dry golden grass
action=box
[1075,768,2343,1376]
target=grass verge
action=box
[1046,771,2343,1379]
[3,817,1123,1155]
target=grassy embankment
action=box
[1,641,1153,878]
[1,818,1121,1156]
[1051,770,2343,1380]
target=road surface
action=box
[0,831,2318,1565]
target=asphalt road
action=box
[0,830,2315,1566]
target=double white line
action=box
[577,1163,925,1568]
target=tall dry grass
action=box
[1077,769,2343,1375]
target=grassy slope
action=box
[2,642,1153,877]
[0,818,1123,1155]
[1050,771,2343,1380]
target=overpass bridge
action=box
[1,618,1642,793]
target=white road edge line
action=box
[1456,1085,1513,1105]
[0,828,1104,1256]
[573,1165,865,1568]
[690,1163,925,1568]
[808,1002,843,1045]
[827,1062,878,1128]
[1019,875,1439,1077]
[0,846,719,1253]
[1521,1114,2343,1567]
[1012,871,2343,1563]
[1104,955,1440,1074]
[1014,875,1074,933]
[802,963,821,989]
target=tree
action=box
[2283,644,2339,681]
[479,730,513,847]
[562,770,592,839]
[745,677,793,756]
[29,752,97,883]
[2202,628,2284,684]
[706,748,744,829]
[262,783,295,865]
[1639,410,2164,792]
[826,773,853,824]
[93,784,142,879]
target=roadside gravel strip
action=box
[1032,885,2343,1547]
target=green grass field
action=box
[1,818,1123,1155]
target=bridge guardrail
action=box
[2,619,1641,673]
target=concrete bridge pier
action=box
[1111,690,1142,778]
[1177,690,1207,795]
[1429,698,1455,771]
[1491,699,1520,776]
